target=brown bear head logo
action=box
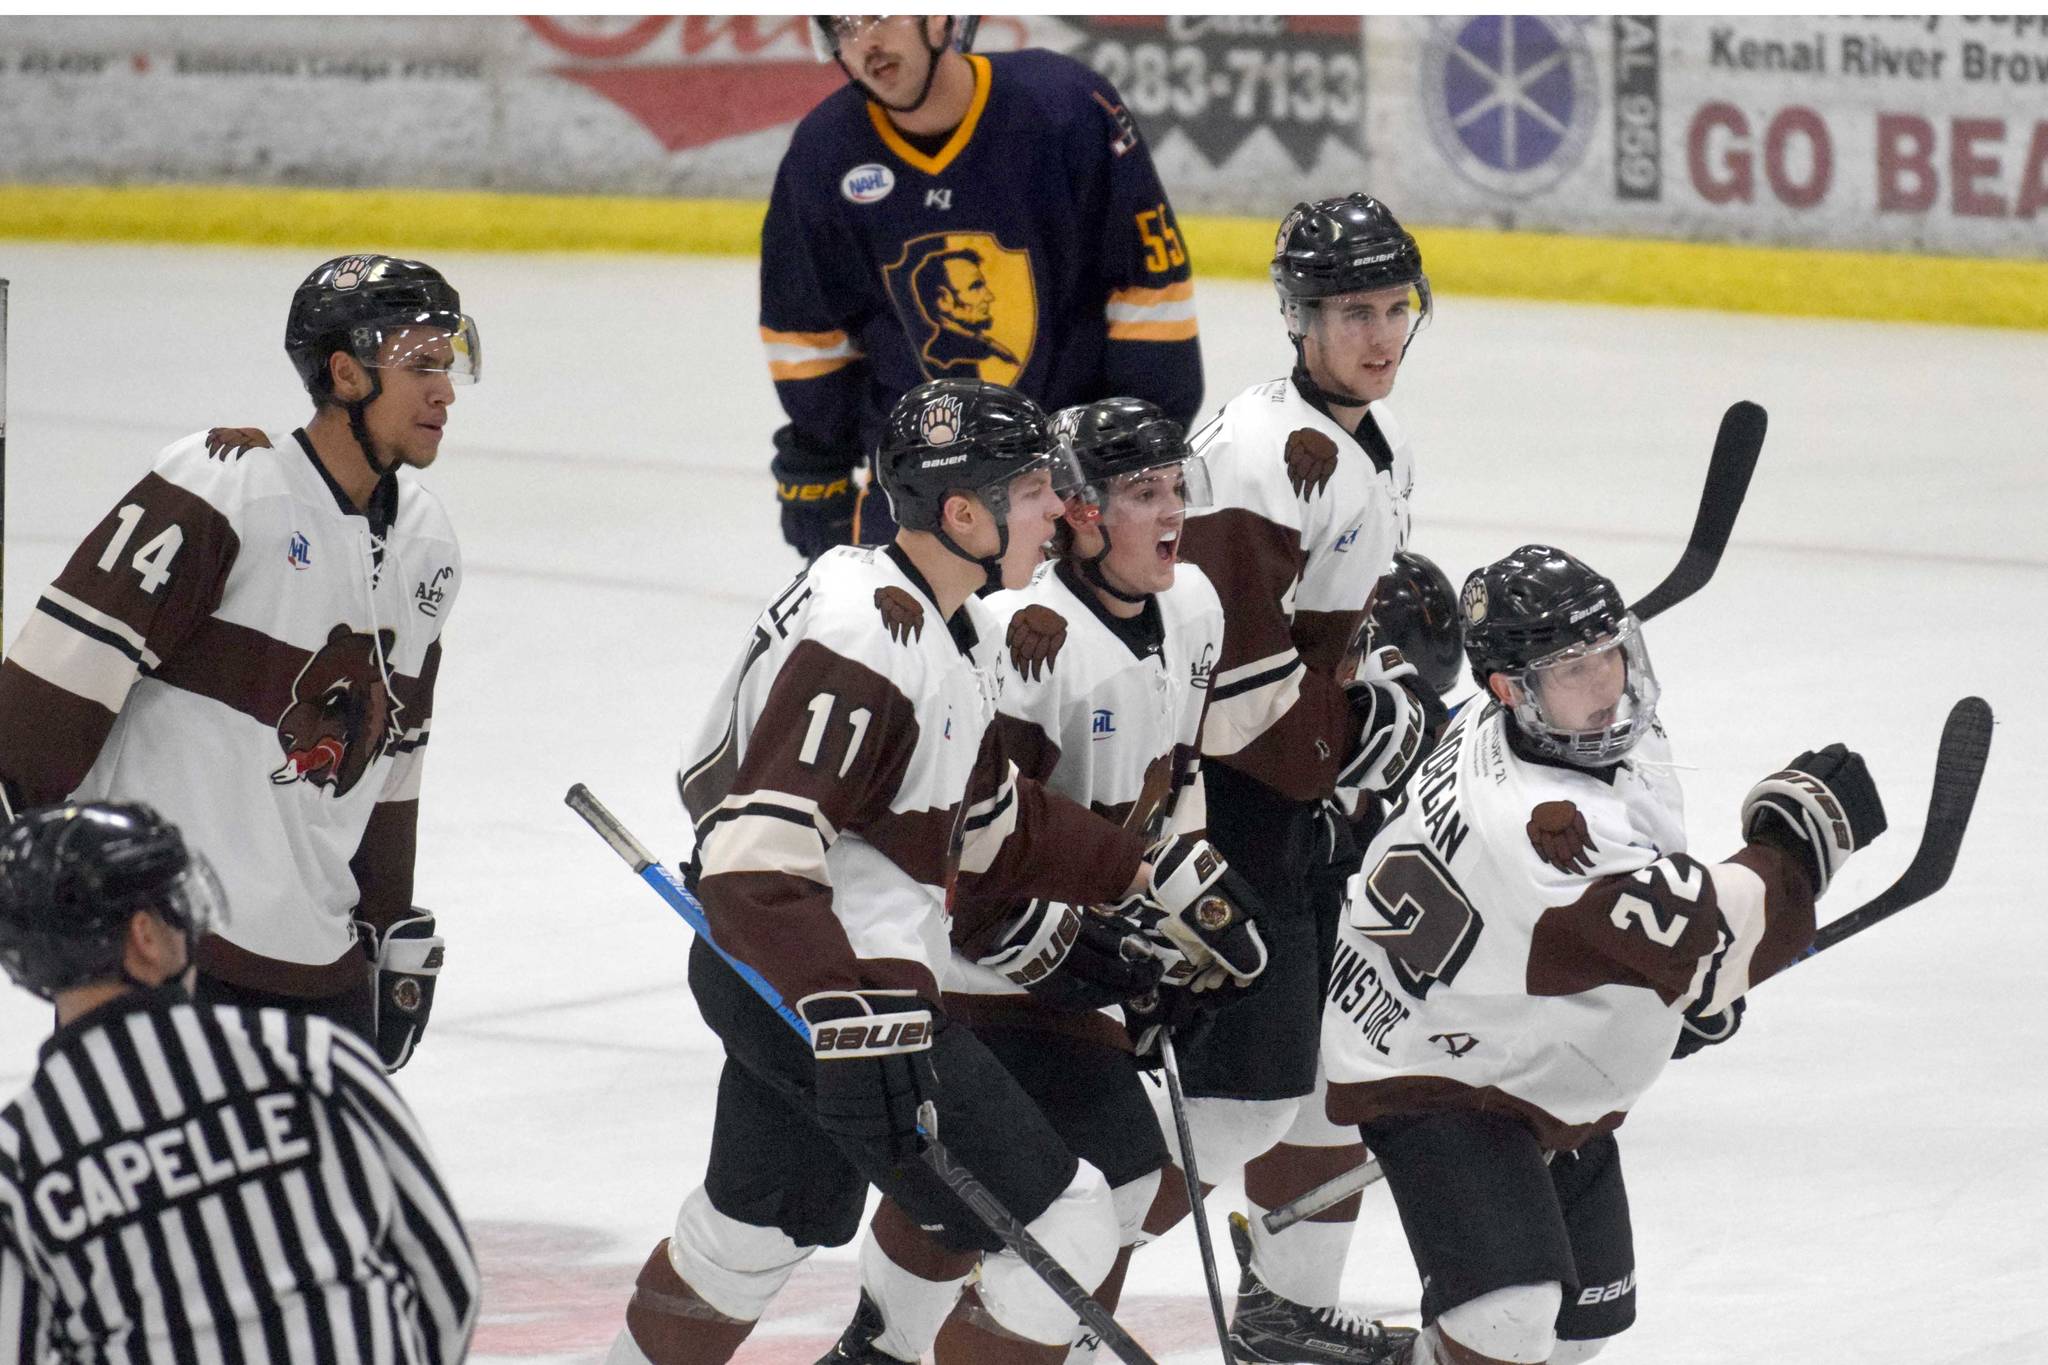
[272,623,401,797]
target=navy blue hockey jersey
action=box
[760,49,1203,519]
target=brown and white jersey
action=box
[0,432,457,995]
[1321,703,1816,1150]
[1178,376,1415,804]
[946,559,1223,1033]
[677,544,1148,1012]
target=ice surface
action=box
[1,242,2042,1362]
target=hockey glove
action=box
[1335,645,1443,808]
[358,911,444,1072]
[800,990,937,1162]
[1740,743,1887,897]
[1672,996,1745,1060]
[771,439,859,561]
[977,899,1165,1013]
[1144,835,1269,989]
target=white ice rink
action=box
[1,242,2043,1362]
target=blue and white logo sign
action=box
[1421,16,1597,200]
[841,162,896,205]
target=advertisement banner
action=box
[1366,15,2048,257]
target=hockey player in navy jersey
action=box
[762,16,1204,560]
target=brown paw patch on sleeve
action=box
[1284,427,1339,500]
[875,585,926,644]
[1006,604,1068,681]
[1527,799,1597,874]
[206,426,272,460]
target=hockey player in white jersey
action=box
[814,397,1240,1363]
[1322,545,1888,1363]
[0,256,470,1066]
[1167,195,1443,1364]
[612,380,1268,1365]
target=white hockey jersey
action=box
[1321,703,1816,1149]
[678,544,1149,1010]
[1179,376,1415,803]
[0,431,457,995]
[945,558,1223,1034]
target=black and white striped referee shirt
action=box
[0,986,478,1363]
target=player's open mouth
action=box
[1363,359,1394,376]
[867,57,900,84]
[1157,529,1179,561]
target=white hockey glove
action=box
[1740,743,1887,897]
[978,899,1165,1012]
[358,911,443,1073]
[799,990,936,1161]
[1144,835,1269,989]
[1335,644,1439,807]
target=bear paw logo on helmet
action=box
[1461,577,1488,624]
[330,256,375,291]
[920,393,965,446]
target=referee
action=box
[0,802,479,1363]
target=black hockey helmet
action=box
[0,802,227,1000]
[876,379,1079,580]
[1272,193,1429,324]
[1049,396,1210,603]
[1461,545,1660,766]
[285,255,478,400]
[1364,550,1463,697]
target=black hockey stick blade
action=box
[1807,695,1993,957]
[916,1103,1161,1365]
[1630,400,1767,624]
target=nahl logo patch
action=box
[841,162,896,205]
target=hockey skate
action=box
[1226,1213,1415,1365]
[815,1289,916,1364]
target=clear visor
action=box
[1285,282,1429,345]
[161,853,231,940]
[976,443,1086,522]
[1086,454,1213,533]
[818,15,899,54]
[1509,615,1660,767]
[353,317,482,385]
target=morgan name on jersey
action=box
[1322,701,1704,1148]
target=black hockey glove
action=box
[1741,743,1888,897]
[770,435,858,561]
[358,911,444,1072]
[977,899,1165,1013]
[1144,835,1269,989]
[800,990,937,1162]
[1336,645,1443,807]
[1672,996,1746,1060]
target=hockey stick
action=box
[1159,1033,1236,1362]
[1271,695,1997,1232]
[1804,694,1993,957]
[563,784,1160,1365]
[1260,1156,1385,1236]
[1629,400,1767,624]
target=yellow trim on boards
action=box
[3,182,2044,331]
[865,53,993,178]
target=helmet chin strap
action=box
[1078,528,1149,605]
[937,520,1007,593]
[841,17,954,115]
[1290,342,1375,411]
[340,363,402,481]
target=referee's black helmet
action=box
[0,802,226,1000]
